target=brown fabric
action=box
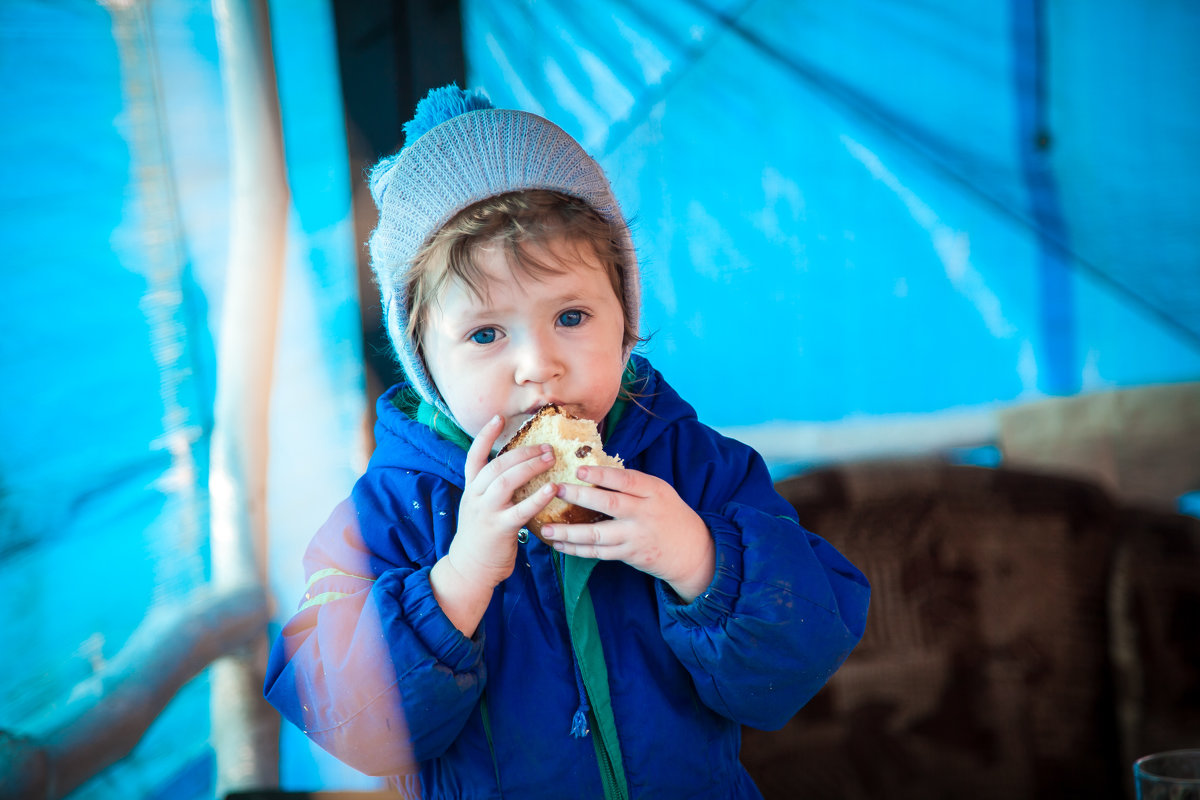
[1109,505,1200,791]
[743,460,1131,799]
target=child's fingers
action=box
[554,481,625,518]
[472,442,553,490]
[482,445,556,502]
[464,415,505,483]
[540,521,622,560]
[508,482,559,525]
[574,464,646,496]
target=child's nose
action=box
[515,332,564,384]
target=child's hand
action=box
[541,466,716,603]
[432,415,557,634]
[451,414,558,586]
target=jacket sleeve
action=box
[263,479,484,775]
[651,424,870,731]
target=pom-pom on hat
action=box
[367,84,641,425]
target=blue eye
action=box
[558,310,584,327]
[470,327,497,344]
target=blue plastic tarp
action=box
[465,0,1200,428]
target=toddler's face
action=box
[421,238,627,449]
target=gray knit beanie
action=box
[367,84,641,423]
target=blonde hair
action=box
[406,190,640,353]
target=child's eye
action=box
[558,310,585,327]
[469,327,497,344]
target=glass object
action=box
[1135,750,1200,800]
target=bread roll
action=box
[499,404,623,542]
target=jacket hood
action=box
[369,385,469,487]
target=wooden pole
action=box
[209,0,289,793]
[0,586,270,800]
[0,2,287,796]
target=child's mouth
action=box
[522,400,562,416]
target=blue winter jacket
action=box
[264,355,870,798]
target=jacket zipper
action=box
[593,720,625,800]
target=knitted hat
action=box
[367,84,641,423]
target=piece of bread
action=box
[499,404,624,542]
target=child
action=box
[264,84,870,799]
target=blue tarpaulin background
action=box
[1,0,1196,796]
[465,0,1200,429]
